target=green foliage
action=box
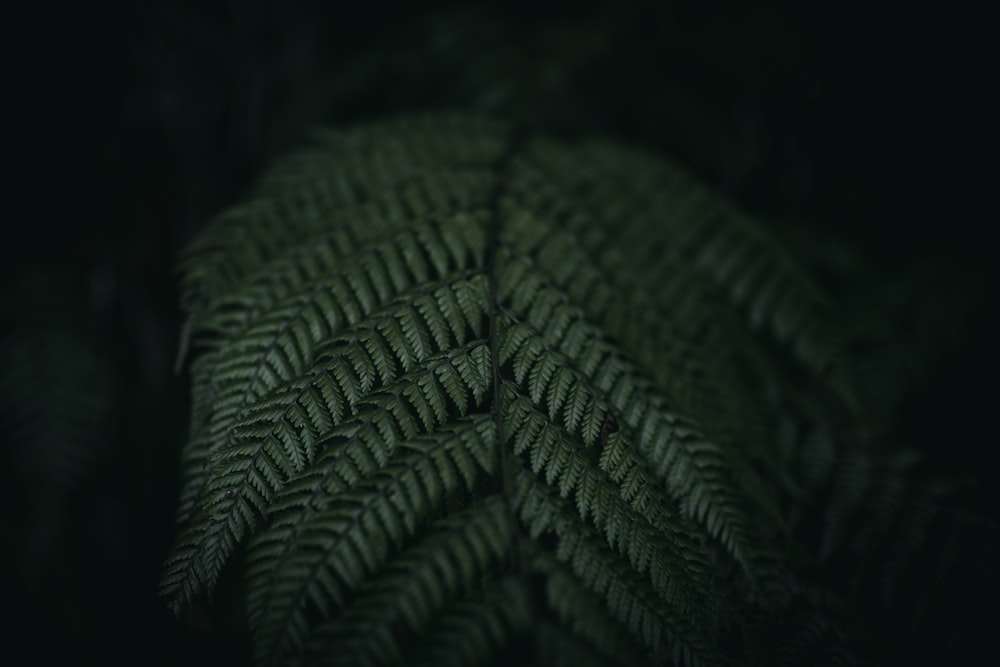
[161,113,978,665]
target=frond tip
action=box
[162,113,866,666]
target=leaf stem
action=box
[485,124,526,576]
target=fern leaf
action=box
[162,113,893,665]
[391,576,533,667]
[518,139,859,413]
[495,245,758,573]
[538,553,668,666]
[296,497,511,666]
[251,417,496,664]
[513,465,721,666]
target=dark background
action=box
[4,1,996,664]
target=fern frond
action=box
[161,113,915,666]
[392,575,533,667]
[162,337,493,610]
[538,554,666,666]
[177,115,510,325]
[513,465,722,666]
[504,154,771,428]
[518,139,859,414]
[503,385,716,606]
[494,239,758,573]
[292,497,511,667]
[175,215,490,523]
[249,415,497,664]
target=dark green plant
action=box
[160,113,976,666]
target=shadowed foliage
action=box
[160,113,993,666]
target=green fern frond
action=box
[538,561,655,666]
[503,385,717,607]
[493,233,758,573]
[249,416,497,664]
[290,497,511,667]
[162,113,887,665]
[513,470,721,665]
[388,575,533,667]
[518,140,859,413]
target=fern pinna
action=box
[161,114,865,666]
